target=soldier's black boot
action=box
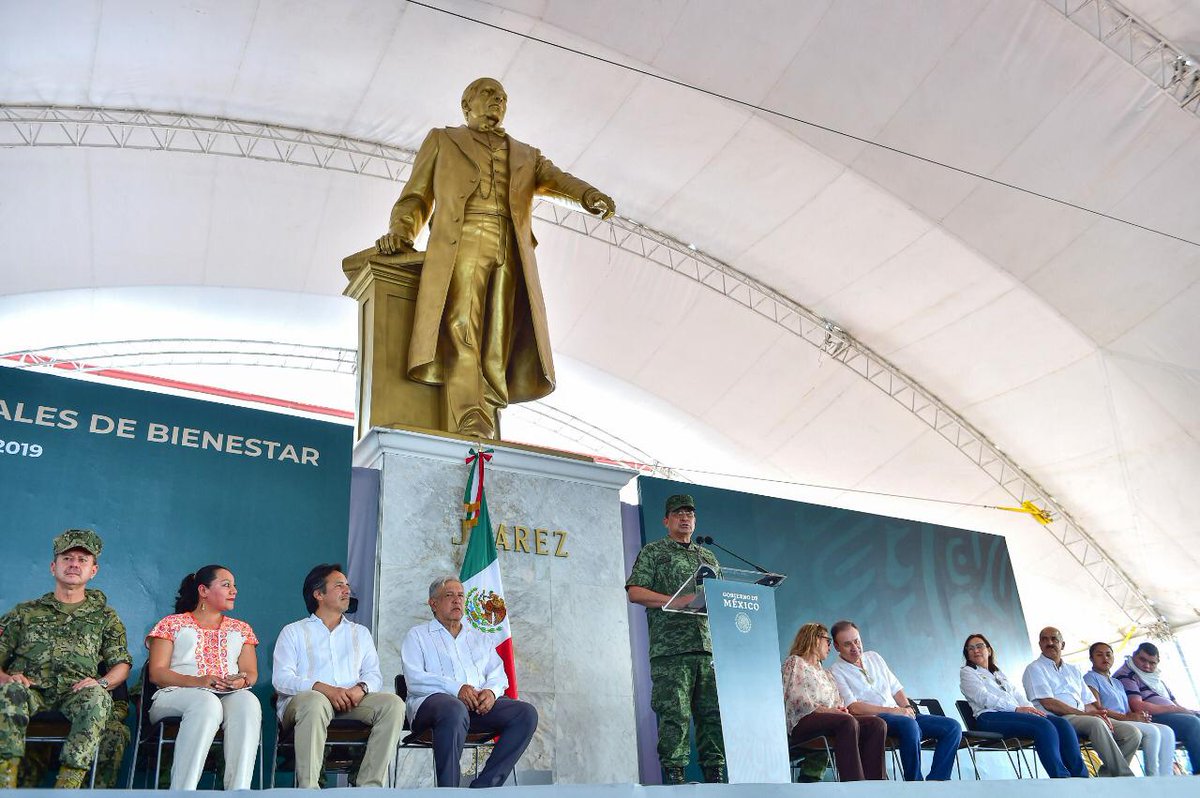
[662,766,687,785]
[702,764,727,784]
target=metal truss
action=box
[3,339,358,374]
[1045,0,1200,115]
[5,337,666,468]
[0,106,415,179]
[506,402,667,472]
[0,104,1164,630]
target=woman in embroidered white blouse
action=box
[958,633,1086,778]
[146,564,261,790]
[781,622,886,781]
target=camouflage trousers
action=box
[0,681,112,771]
[649,653,725,768]
[18,699,130,787]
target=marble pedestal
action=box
[353,428,639,786]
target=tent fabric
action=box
[1,0,1198,643]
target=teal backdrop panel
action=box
[0,366,353,767]
[637,477,1031,718]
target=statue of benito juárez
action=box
[376,77,615,440]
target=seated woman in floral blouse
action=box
[782,622,886,781]
[146,564,261,790]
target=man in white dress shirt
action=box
[273,564,405,787]
[1021,626,1140,777]
[401,576,537,788]
[828,620,961,781]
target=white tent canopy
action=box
[1,0,1198,654]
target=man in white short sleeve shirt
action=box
[1021,626,1140,777]
[273,564,405,788]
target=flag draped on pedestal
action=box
[460,447,517,698]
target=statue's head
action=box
[462,77,507,131]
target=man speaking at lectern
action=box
[376,77,615,440]
[626,494,726,784]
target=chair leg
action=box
[87,746,99,789]
[154,737,165,790]
[964,744,980,780]
[823,738,838,782]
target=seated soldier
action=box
[400,576,537,788]
[0,529,132,789]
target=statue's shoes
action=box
[457,409,496,439]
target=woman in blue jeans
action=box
[959,633,1088,778]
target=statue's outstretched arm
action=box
[534,152,615,220]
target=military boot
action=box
[662,766,687,785]
[0,759,19,790]
[702,764,726,784]
[54,765,88,789]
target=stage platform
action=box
[5,780,1195,797]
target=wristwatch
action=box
[96,677,110,689]
[356,681,369,695]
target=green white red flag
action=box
[460,447,517,698]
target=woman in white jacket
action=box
[959,633,1087,778]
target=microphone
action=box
[696,536,785,586]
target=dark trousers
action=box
[788,711,886,781]
[879,712,962,781]
[974,710,1087,777]
[411,693,537,788]
[1157,711,1200,774]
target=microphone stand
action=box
[696,536,785,586]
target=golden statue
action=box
[374,77,615,439]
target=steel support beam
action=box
[1044,0,1200,115]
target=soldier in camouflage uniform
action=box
[626,494,726,784]
[0,529,133,789]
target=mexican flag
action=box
[460,447,517,698]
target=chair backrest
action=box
[955,699,979,731]
[395,674,408,701]
[137,668,159,728]
[910,697,947,718]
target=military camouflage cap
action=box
[664,494,696,516]
[53,528,103,558]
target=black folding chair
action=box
[24,676,129,788]
[126,669,263,789]
[268,692,373,787]
[392,674,501,784]
[787,733,838,782]
[954,699,1038,778]
[909,698,966,779]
